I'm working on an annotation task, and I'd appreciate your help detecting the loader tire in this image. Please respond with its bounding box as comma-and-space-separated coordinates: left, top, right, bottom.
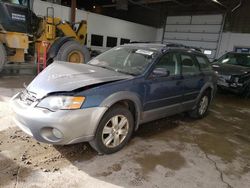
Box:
0, 42, 7, 72
55, 40, 90, 64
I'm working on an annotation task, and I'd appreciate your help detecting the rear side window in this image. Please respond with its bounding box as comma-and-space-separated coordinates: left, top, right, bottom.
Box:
196, 56, 212, 71
181, 54, 200, 75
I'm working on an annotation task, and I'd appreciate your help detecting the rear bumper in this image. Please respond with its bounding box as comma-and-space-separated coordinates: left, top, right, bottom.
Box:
11, 94, 107, 145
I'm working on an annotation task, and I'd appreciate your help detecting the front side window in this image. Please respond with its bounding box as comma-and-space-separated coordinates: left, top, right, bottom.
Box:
181, 54, 200, 75
88, 47, 157, 76
155, 53, 180, 76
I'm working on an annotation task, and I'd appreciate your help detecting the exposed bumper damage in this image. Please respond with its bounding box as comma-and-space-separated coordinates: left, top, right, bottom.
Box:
11, 91, 107, 145
217, 73, 250, 96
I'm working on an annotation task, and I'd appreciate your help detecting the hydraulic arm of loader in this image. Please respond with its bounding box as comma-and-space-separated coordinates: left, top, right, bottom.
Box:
37, 16, 87, 45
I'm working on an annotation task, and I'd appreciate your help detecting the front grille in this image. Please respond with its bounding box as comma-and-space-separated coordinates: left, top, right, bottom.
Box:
19, 90, 37, 106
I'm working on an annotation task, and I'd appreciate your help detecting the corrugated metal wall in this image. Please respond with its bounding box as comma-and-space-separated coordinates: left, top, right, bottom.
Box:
163, 15, 223, 60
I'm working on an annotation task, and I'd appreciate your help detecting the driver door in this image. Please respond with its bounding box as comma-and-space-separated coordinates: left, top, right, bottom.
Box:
142, 52, 184, 123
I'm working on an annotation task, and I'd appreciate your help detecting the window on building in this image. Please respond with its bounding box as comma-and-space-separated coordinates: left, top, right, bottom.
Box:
120, 38, 130, 45
106, 36, 117, 47
91, 34, 103, 46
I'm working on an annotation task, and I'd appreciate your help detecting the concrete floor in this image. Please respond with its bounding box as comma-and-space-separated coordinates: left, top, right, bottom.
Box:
0, 75, 250, 188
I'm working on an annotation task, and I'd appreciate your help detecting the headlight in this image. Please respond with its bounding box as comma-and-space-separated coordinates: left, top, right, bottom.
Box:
37, 96, 85, 111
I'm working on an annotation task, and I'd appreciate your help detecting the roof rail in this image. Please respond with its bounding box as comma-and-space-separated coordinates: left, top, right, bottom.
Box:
164, 42, 202, 52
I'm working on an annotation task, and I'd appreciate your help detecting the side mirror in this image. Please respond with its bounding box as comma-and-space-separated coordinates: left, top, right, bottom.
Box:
152, 68, 170, 77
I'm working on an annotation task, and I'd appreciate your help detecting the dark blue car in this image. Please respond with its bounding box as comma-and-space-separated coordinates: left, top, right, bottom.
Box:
11, 43, 217, 154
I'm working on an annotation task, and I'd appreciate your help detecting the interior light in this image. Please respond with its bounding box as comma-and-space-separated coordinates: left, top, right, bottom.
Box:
93, 5, 96, 9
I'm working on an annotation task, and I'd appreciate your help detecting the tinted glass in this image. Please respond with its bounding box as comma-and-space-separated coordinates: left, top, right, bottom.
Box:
219, 53, 250, 67
196, 56, 212, 71
155, 53, 180, 76
217, 54, 227, 64
181, 54, 200, 74
88, 47, 157, 76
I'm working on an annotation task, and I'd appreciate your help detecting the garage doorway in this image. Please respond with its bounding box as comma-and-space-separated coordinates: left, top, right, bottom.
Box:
163, 15, 224, 61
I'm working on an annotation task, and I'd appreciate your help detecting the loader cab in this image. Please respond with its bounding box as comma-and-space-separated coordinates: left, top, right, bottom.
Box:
0, 0, 36, 34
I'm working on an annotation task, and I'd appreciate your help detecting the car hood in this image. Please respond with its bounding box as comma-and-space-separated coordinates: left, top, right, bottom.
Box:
212, 63, 250, 76
27, 61, 132, 98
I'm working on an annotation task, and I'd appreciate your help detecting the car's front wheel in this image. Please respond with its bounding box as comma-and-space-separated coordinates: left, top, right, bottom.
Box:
89, 106, 134, 154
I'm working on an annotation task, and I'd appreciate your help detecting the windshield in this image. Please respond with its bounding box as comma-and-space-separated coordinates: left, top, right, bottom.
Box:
88, 47, 157, 76
219, 53, 250, 67
0, 0, 28, 6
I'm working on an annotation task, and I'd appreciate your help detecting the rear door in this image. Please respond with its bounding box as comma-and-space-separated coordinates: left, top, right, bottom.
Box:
179, 52, 205, 110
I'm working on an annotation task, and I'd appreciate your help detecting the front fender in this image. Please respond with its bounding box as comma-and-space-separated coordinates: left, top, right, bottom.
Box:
100, 91, 143, 130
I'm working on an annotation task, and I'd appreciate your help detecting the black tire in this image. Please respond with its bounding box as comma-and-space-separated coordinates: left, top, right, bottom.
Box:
189, 91, 211, 119
55, 40, 90, 64
241, 83, 250, 98
0, 42, 7, 72
89, 106, 134, 154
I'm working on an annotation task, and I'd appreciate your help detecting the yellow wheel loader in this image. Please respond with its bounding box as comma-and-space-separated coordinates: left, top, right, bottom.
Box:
0, 0, 90, 72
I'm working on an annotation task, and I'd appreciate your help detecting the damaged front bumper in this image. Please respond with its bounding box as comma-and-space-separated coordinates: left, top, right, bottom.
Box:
11, 92, 107, 145
217, 74, 250, 94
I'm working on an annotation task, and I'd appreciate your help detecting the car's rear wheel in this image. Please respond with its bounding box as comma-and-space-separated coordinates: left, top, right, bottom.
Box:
89, 106, 134, 154
241, 83, 250, 98
189, 91, 210, 119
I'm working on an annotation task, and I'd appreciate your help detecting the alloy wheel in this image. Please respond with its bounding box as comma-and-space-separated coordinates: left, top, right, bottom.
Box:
102, 115, 129, 148
199, 96, 209, 115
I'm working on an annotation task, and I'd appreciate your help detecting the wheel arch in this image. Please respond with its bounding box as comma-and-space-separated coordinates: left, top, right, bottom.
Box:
196, 82, 216, 106
100, 91, 143, 131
